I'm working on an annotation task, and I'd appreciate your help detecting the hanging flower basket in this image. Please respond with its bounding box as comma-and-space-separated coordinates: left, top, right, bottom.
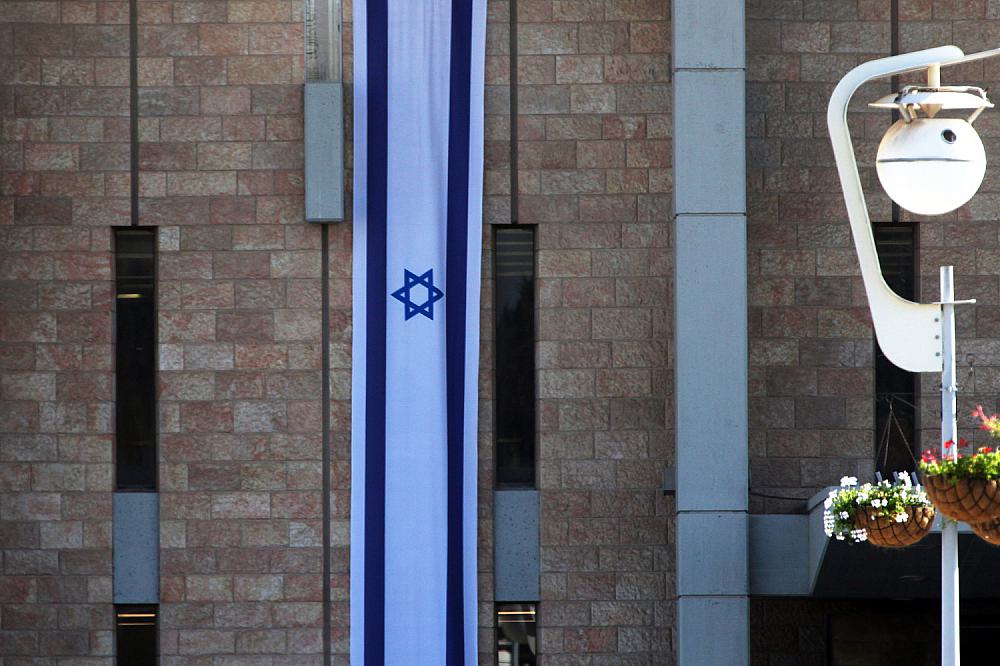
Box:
921, 475, 1000, 523
970, 517, 1000, 545
853, 505, 935, 548
918, 407, 1000, 527
824, 475, 934, 547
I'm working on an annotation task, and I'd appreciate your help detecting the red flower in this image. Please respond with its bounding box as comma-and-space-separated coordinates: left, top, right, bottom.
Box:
944, 439, 954, 448
973, 405, 992, 430
985, 447, 994, 454
960, 438, 969, 447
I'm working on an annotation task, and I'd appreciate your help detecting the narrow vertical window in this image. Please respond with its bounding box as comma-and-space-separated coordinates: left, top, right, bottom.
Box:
116, 605, 157, 665
496, 603, 536, 665
115, 228, 157, 490
873, 222, 918, 476
494, 226, 536, 487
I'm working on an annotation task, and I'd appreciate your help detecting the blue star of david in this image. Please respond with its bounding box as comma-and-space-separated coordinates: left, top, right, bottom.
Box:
391, 268, 444, 321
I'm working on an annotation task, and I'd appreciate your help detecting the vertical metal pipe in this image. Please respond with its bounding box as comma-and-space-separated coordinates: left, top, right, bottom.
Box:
305, 0, 343, 82
926, 63, 943, 117
129, 0, 138, 225
940, 265, 960, 666
321, 223, 331, 666
509, 0, 518, 224
890, 0, 901, 225
928, 63, 942, 87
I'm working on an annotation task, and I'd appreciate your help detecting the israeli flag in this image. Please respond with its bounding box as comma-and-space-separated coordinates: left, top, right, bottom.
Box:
350, 0, 486, 663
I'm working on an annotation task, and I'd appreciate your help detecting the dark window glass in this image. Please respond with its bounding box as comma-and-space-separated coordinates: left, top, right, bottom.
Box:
494, 226, 536, 487
827, 601, 1000, 663
496, 603, 536, 665
116, 605, 157, 665
115, 229, 157, 490
873, 222, 919, 477
962, 604, 1000, 659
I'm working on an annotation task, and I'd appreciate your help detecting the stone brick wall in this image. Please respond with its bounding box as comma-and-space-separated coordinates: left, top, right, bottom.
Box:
1, 0, 126, 660
2, 0, 677, 664
482, 1, 674, 662
134, 1, 333, 663
747, 1, 894, 513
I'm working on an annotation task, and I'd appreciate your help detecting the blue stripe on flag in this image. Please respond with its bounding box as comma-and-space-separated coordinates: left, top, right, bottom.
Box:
365, 0, 387, 662
446, 0, 474, 662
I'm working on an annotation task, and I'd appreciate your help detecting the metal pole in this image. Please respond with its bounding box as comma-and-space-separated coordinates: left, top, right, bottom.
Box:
940, 265, 960, 666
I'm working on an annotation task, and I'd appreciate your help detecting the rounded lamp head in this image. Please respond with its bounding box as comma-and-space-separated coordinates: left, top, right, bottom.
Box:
876, 117, 986, 216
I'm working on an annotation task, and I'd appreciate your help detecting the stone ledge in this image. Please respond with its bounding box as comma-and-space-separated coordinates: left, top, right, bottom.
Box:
749, 486, 1000, 599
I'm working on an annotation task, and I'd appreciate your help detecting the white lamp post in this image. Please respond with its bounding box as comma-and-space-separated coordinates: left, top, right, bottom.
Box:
828, 45, 1000, 666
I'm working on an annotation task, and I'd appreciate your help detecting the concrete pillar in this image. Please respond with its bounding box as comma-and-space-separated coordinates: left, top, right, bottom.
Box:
672, 1, 749, 664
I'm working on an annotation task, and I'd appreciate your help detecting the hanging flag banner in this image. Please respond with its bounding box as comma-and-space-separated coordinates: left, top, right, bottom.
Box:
350, 0, 486, 663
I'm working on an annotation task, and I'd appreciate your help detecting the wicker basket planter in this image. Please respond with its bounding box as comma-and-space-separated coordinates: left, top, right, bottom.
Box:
970, 517, 1000, 544
923, 475, 1000, 523
825, 475, 934, 545
854, 506, 935, 548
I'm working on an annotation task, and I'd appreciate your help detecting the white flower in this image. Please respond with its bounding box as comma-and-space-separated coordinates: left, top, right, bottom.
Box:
840, 476, 858, 487
895, 513, 908, 523
824, 497, 833, 509
846, 527, 868, 542
898, 473, 912, 488
840, 511, 849, 519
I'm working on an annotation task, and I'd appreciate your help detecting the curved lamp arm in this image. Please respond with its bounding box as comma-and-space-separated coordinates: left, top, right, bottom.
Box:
827, 45, 966, 373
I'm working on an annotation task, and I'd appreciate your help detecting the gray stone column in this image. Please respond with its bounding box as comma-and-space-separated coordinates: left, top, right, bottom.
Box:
672, 1, 749, 664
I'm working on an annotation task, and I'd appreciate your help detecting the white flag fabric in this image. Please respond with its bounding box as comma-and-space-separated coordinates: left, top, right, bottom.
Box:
350, 0, 486, 663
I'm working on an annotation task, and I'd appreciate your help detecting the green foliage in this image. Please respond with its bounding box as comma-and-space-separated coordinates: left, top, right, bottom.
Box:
918, 404, 1000, 481
919, 446, 1000, 480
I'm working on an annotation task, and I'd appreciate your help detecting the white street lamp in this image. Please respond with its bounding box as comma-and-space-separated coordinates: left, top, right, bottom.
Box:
874, 97, 988, 215
828, 45, 1000, 666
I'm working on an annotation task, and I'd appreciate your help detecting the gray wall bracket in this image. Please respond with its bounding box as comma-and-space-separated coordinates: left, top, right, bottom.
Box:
305, 82, 346, 222
663, 466, 676, 495
113, 492, 160, 604
494, 489, 540, 602
749, 487, 1000, 599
